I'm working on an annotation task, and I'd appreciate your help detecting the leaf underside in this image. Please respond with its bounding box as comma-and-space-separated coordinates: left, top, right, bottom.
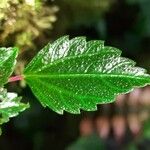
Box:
0, 47, 18, 86
24, 36, 150, 114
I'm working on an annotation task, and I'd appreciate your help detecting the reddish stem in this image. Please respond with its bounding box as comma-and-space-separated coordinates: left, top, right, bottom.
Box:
8, 75, 24, 83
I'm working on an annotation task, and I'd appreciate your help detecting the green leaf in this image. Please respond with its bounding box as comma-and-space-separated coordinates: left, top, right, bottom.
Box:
0, 47, 19, 86
67, 133, 105, 150
0, 88, 29, 134
24, 36, 150, 114
143, 119, 150, 139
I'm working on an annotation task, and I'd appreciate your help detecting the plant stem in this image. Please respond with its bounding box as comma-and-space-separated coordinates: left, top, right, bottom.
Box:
8, 75, 24, 83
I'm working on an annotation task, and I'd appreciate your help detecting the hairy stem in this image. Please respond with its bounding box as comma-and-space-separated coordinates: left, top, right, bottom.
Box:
8, 75, 24, 83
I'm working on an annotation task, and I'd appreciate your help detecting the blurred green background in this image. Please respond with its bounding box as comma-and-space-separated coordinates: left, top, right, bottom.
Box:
0, 0, 150, 150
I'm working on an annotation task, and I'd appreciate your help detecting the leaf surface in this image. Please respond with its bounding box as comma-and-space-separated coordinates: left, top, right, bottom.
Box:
0, 88, 29, 134
0, 47, 18, 86
24, 36, 150, 114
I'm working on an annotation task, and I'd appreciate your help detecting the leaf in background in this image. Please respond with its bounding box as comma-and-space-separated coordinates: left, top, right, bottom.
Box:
24, 36, 150, 114
0, 88, 29, 135
143, 119, 150, 139
67, 133, 105, 150
0, 47, 18, 86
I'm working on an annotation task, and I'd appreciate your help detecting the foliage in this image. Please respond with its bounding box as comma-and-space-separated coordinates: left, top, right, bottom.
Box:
0, 47, 18, 86
0, 35, 150, 134
0, 0, 58, 50
24, 36, 150, 114
0, 47, 28, 134
0, 88, 29, 135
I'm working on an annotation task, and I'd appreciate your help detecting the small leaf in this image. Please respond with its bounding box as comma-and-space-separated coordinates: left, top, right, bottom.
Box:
0, 47, 19, 86
24, 36, 150, 114
0, 88, 29, 134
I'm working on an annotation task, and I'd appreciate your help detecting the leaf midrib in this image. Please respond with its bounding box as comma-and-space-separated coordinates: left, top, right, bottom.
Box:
25, 73, 150, 81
